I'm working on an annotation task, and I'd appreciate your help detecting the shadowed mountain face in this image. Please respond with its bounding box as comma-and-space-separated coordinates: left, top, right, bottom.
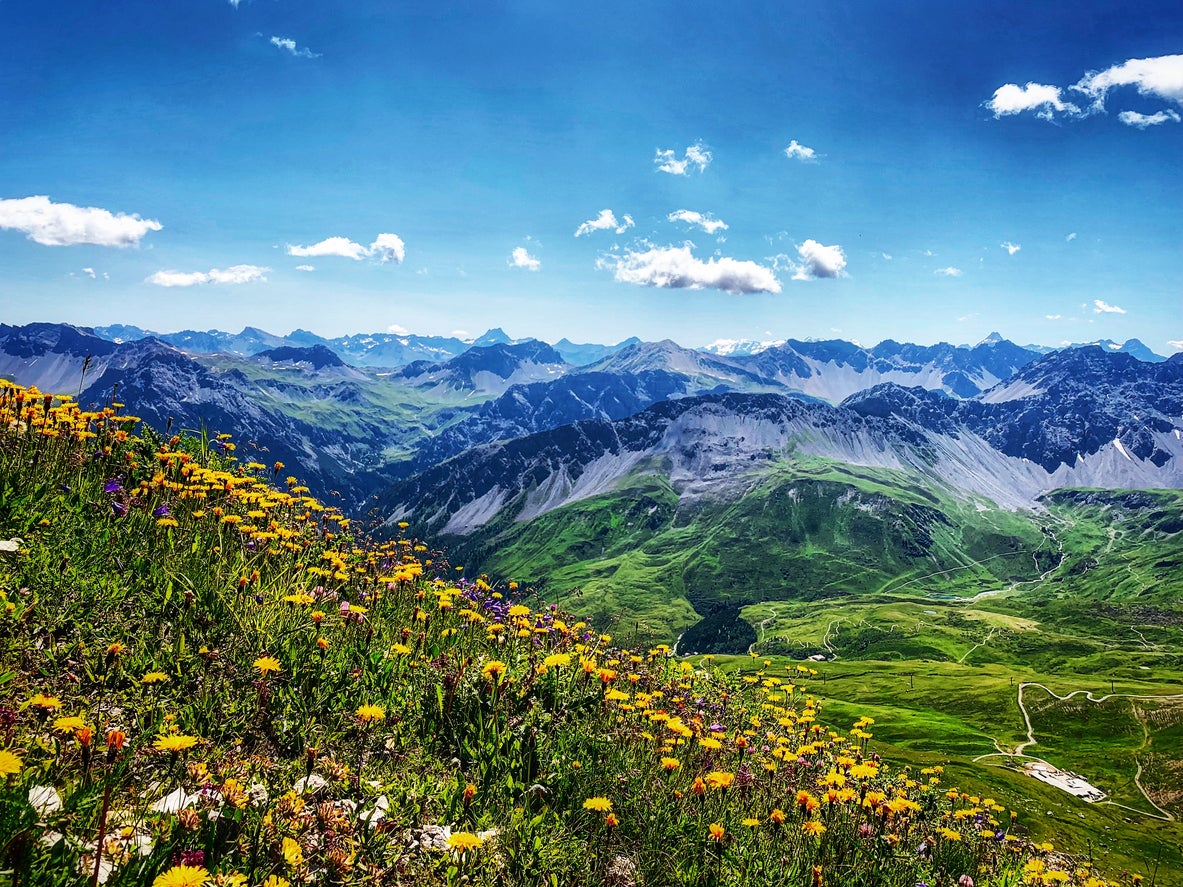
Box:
4, 324, 1180, 521
396, 341, 569, 395
843, 347, 1183, 472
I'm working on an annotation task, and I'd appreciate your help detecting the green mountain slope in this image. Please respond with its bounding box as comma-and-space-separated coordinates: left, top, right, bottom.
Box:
440, 457, 1057, 649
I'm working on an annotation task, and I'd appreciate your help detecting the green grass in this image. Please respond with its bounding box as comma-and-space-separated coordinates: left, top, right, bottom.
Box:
443, 457, 1056, 650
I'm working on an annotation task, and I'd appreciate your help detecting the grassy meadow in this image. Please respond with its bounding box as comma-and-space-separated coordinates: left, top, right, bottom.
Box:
0, 380, 1174, 886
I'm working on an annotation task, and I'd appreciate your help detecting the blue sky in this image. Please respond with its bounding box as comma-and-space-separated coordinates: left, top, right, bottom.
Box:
1, 0, 1180, 352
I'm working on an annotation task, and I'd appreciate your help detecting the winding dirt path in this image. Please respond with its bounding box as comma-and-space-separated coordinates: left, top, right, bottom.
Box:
957, 627, 996, 664
974, 682, 1183, 821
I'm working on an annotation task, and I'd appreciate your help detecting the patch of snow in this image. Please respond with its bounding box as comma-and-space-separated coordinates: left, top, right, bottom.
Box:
1113, 438, 1132, 461
979, 379, 1046, 404
1025, 762, 1105, 802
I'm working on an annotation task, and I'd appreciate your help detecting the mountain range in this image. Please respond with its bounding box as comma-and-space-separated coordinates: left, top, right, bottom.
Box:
2, 321, 1179, 645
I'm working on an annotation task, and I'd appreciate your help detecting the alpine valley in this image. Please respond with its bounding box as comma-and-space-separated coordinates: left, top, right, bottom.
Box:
3, 321, 1180, 649
5, 320, 1183, 873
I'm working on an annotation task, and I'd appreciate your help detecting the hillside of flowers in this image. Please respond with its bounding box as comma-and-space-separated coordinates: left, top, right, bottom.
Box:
0, 380, 1136, 887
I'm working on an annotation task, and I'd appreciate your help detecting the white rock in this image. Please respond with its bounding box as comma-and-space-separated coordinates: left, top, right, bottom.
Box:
293, 773, 327, 794
28, 785, 62, 816
152, 787, 197, 814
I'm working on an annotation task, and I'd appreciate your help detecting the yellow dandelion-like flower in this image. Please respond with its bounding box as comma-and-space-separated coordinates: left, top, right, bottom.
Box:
0, 749, 23, 777
356, 704, 386, 724
52, 715, 87, 734
708, 822, 726, 841
260, 877, 290, 887
281, 836, 304, 868
446, 832, 484, 852
802, 821, 826, 837
29, 693, 63, 711
253, 655, 281, 676
482, 660, 507, 681
543, 653, 571, 668
849, 762, 879, 780
154, 734, 199, 754
582, 797, 613, 813
705, 771, 735, 790
141, 671, 170, 685
660, 757, 681, 771
742, 817, 761, 829
152, 863, 210, 887
283, 593, 315, 606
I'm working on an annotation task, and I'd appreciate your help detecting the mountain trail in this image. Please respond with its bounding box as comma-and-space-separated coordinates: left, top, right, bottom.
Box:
973, 682, 1183, 821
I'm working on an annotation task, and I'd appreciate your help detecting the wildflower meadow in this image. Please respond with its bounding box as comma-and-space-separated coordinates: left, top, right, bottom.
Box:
0, 381, 1149, 886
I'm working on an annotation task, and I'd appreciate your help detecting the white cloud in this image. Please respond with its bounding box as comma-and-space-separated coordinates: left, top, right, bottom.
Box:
1118, 108, 1181, 128
667, 209, 728, 235
510, 246, 540, 271
387, 324, 410, 335
286, 234, 404, 264
369, 233, 406, 264
881, 252, 893, 260
574, 209, 634, 237
783, 140, 818, 162
1001, 241, 1021, 255
1046, 314, 1063, 320
985, 82, 1080, 120
228, 0, 242, 6
791, 240, 847, 281
295, 264, 316, 272
1066, 232, 1078, 242
989, 55, 1183, 125
288, 236, 369, 260
934, 266, 963, 277
270, 36, 320, 59
1167, 340, 1183, 351
81, 267, 96, 279
601, 244, 780, 295
1093, 299, 1126, 314
1074, 54, 1183, 110
147, 265, 269, 287
654, 142, 711, 175
0, 195, 161, 247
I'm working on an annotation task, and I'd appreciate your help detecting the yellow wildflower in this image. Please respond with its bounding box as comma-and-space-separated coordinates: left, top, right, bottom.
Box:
0, 749, 23, 777
152, 864, 210, 887
446, 832, 483, 852
154, 734, 199, 754
355, 704, 385, 725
